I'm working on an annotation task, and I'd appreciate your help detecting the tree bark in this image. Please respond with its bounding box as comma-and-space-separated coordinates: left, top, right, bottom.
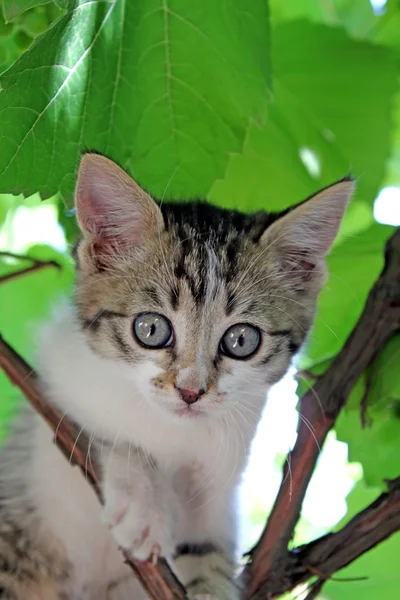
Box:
0, 228, 399, 599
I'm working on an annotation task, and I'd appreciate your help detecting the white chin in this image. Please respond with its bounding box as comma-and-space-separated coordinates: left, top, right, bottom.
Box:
173, 406, 203, 418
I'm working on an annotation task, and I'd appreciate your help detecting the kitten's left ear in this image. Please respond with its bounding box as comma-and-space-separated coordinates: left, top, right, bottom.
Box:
261, 179, 354, 279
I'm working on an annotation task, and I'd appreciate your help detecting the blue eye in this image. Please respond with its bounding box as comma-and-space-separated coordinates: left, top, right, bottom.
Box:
220, 324, 261, 359
133, 313, 173, 348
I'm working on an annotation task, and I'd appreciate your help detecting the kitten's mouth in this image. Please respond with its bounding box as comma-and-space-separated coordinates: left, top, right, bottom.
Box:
174, 406, 203, 418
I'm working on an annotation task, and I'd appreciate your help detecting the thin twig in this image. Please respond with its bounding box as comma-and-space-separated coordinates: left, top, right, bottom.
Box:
306, 565, 368, 583
0, 250, 60, 284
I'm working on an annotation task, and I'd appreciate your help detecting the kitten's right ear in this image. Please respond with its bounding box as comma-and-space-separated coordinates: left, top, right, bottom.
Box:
75, 153, 163, 269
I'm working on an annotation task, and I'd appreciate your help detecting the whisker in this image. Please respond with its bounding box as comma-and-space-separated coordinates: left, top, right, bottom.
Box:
281, 451, 293, 501
69, 421, 88, 464
296, 411, 321, 453
297, 374, 325, 418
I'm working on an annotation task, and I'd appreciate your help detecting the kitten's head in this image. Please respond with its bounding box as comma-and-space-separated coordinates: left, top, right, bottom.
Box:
73, 153, 353, 421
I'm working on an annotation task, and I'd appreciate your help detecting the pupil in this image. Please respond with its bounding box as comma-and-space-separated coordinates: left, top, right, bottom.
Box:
238, 334, 245, 347
149, 323, 156, 336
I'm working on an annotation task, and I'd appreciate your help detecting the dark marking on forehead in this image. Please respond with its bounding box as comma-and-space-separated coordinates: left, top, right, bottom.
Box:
225, 239, 237, 265
241, 300, 258, 317
226, 291, 236, 316
173, 248, 207, 304
143, 286, 161, 305
159, 200, 284, 242
190, 275, 206, 303
179, 234, 194, 253
174, 263, 185, 280
170, 285, 180, 310
83, 309, 128, 331
221, 239, 240, 282
158, 200, 290, 305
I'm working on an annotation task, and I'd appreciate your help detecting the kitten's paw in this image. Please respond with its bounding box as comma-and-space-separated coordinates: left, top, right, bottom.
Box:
102, 490, 171, 562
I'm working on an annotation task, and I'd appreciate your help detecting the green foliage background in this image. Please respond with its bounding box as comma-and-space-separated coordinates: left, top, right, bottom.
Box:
0, 1, 399, 597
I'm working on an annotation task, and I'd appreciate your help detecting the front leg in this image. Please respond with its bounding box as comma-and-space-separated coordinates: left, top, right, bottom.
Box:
100, 444, 174, 562
173, 485, 241, 600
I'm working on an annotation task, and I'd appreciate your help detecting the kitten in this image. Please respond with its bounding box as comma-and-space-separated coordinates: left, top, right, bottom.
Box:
0, 154, 353, 600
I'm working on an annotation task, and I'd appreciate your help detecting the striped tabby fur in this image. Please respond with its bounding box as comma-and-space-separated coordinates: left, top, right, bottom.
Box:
0, 154, 353, 599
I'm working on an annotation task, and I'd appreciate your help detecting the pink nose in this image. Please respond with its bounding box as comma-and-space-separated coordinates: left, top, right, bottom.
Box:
177, 387, 205, 405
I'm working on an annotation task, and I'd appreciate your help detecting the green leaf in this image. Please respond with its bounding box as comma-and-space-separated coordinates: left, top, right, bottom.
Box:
0, 242, 74, 443
0, 0, 271, 204
270, 0, 378, 39
210, 21, 398, 213
384, 90, 400, 188
2, 1, 54, 23
365, 335, 400, 412
57, 199, 79, 244
325, 480, 400, 600
336, 402, 400, 487
369, 0, 400, 54
0, 243, 74, 361
300, 223, 394, 368
272, 21, 397, 208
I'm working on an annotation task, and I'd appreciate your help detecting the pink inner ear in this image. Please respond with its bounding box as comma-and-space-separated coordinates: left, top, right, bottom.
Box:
284, 247, 316, 282
76, 156, 146, 248
297, 257, 316, 281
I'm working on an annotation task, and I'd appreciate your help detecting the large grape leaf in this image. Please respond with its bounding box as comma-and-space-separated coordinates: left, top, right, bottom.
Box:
0, 0, 270, 203
325, 480, 400, 599
208, 94, 348, 214
271, 21, 396, 209
210, 21, 397, 212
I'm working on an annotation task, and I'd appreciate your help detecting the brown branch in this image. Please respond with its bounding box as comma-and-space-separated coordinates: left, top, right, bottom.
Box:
1, 230, 400, 600
303, 579, 325, 600
0, 335, 187, 600
285, 476, 400, 592
245, 476, 400, 598
245, 228, 400, 598
0, 251, 60, 284
360, 364, 374, 428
